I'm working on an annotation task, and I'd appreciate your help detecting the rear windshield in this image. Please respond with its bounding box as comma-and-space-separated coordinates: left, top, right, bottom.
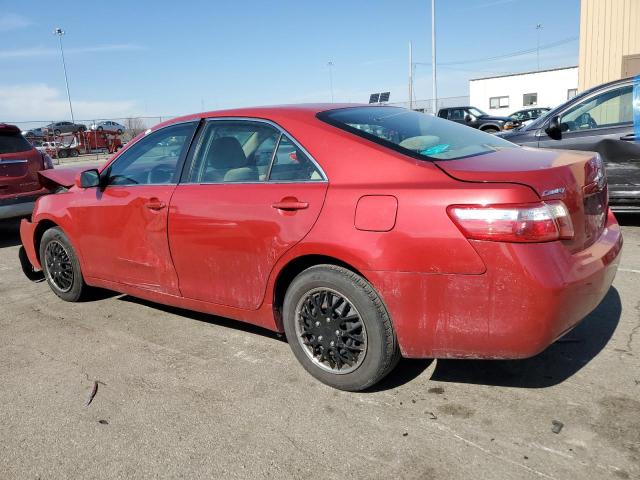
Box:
317, 106, 516, 161
0, 132, 33, 154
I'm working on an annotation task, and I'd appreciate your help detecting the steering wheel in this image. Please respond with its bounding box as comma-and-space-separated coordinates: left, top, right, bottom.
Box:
577, 113, 598, 129
147, 163, 175, 184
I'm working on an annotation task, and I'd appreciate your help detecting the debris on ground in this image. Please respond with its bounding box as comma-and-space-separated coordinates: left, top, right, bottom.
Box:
428, 387, 444, 394
426, 411, 437, 420
98, 419, 109, 425
84, 380, 106, 407
551, 420, 564, 434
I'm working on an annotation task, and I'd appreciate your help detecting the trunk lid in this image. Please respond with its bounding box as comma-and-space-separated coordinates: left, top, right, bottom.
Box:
0, 125, 43, 197
434, 147, 608, 252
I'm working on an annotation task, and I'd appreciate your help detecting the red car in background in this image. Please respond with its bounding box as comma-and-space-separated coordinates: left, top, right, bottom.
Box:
19, 105, 622, 391
0, 124, 53, 220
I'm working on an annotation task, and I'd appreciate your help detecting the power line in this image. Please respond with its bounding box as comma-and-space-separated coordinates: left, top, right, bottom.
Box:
413, 36, 577, 67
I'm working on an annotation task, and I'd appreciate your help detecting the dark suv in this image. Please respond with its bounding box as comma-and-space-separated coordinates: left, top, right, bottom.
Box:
498, 77, 639, 212
0, 124, 54, 219
437, 106, 519, 133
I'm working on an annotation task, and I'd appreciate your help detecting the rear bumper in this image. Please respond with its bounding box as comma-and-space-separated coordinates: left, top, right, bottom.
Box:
366, 210, 622, 359
0, 191, 46, 220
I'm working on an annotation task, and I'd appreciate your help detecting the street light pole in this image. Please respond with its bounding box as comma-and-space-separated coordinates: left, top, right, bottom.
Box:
327, 61, 334, 102
53, 27, 75, 124
431, 0, 437, 115
536, 24, 543, 71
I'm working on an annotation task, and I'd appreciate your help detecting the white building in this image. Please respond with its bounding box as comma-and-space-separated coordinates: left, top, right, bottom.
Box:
469, 66, 578, 115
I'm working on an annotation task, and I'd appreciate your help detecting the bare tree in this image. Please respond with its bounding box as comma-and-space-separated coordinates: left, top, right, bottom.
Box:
123, 117, 146, 141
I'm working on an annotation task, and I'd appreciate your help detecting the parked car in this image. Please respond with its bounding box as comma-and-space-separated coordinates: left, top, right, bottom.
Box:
44, 121, 87, 136
19, 105, 621, 390
0, 123, 54, 220
498, 77, 639, 212
23, 127, 46, 139
89, 121, 126, 134
437, 106, 520, 133
509, 107, 550, 126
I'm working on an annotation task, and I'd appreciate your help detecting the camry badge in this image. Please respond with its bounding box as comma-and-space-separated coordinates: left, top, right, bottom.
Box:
542, 187, 566, 197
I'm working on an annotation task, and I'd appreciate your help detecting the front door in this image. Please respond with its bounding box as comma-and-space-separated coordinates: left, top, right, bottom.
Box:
169, 119, 328, 309
537, 83, 638, 195
70, 121, 198, 293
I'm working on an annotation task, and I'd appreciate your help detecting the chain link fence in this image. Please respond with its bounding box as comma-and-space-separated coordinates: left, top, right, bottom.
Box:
387, 95, 470, 114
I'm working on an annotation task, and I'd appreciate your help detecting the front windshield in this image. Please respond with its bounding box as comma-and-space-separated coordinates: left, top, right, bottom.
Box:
468, 107, 487, 117
318, 106, 516, 161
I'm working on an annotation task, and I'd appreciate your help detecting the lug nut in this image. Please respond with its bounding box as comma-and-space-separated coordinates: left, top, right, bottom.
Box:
318, 336, 323, 341
315, 321, 320, 327
335, 330, 340, 335
330, 341, 335, 346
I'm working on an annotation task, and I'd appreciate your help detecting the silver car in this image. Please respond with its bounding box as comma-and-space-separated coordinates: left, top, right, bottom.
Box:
89, 121, 126, 134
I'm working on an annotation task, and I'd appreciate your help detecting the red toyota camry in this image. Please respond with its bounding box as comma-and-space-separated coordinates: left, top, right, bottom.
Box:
19, 105, 622, 391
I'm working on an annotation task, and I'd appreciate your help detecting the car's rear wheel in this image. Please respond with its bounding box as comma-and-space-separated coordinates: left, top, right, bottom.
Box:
97, 126, 103, 131
116, 129, 123, 135
283, 265, 399, 391
53, 129, 61, 136
69, 149, 79, 157
58, 149, 68, 158
40, 227, 86, 302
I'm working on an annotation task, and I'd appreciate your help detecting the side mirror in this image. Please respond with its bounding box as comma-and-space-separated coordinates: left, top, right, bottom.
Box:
75, 169, 101, 188
545, 115, 562, 140
464, 114, 474, 123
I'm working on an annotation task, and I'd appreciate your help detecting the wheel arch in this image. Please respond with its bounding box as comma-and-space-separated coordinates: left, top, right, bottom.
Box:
271, 254, 368, 331
33, 219, 60, 264
480, 123, 501, 131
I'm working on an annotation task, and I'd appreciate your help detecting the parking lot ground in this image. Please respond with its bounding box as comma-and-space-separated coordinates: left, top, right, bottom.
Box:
0, 217, 639, 480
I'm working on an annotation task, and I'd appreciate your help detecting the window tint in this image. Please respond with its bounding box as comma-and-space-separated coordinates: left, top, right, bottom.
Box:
560, 85, 632, 132
269, 135, 323, 181
105, 122, 196, 186
0, 132, 33, 154
318, 106, 516, 161
188, 121, 279, 183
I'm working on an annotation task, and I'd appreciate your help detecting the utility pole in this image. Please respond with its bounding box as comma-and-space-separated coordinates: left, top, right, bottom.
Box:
536, 24, 543, 70
53, 27, 75, 124
409, 42, 413, 110
327, 61, 335, 102
431, 0, 437, 115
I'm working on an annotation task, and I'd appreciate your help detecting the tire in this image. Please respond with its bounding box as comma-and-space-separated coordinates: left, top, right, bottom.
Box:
69, 149, 79, 157
482, 126, 500, 134
283, 264, 400, 391
53, 129, 61, 136
39, 227, 86, 302
116, 129, 123, 135
97, 126, 103, 131
58, 149, 68, 159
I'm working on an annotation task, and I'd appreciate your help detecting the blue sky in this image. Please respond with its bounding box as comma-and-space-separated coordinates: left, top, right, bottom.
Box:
0, 0, 580, 122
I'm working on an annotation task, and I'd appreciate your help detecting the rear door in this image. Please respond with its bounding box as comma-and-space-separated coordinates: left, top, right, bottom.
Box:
537, 82, 639, 204
168, 119, 328, 309
0, 126, 42, 196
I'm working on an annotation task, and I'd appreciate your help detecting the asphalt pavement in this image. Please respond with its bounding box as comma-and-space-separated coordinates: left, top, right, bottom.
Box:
0, 215, 638, 479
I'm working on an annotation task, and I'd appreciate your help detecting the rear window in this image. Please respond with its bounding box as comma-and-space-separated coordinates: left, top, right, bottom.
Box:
317, 106, 516, 161
0, 132, 33, 154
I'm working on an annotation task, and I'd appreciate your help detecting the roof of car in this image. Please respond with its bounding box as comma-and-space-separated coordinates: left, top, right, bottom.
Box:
157, 103, 370, 130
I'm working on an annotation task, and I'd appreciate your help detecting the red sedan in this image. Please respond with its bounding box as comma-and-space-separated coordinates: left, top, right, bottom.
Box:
19, 105, 622, 391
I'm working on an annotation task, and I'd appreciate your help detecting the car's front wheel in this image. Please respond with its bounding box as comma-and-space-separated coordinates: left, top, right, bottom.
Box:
482, 126, 500, 134
40, 227, 86, 302
283, 265, 399, 391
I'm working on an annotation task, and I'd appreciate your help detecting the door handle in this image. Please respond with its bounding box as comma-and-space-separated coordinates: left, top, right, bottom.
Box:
620, 134, 637, 141
145, 199, 166, 211
272, 200, 309, 211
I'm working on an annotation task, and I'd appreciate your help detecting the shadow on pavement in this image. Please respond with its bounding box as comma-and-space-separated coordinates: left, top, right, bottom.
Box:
119, 295, 286, 342
430, 287, 622, 388
616, 213, 640, 227
0, 218, 23, 248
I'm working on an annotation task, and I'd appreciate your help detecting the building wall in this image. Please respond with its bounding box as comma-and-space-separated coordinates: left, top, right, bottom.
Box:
578, 0, 640, 91
469, 67, 578, 115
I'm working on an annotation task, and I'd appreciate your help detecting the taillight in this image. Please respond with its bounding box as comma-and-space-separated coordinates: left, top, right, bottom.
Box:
447, 201, 574, 243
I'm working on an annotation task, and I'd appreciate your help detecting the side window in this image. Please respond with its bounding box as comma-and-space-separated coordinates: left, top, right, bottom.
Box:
437, 110, 448, 119
105, 122, 196, 186
269, 135, 323, 181
188, 121, 279, 183
560, 85, 633, 132
450, 109, 465, 120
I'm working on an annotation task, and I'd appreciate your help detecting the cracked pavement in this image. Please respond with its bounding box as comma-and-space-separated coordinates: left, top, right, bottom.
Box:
0, 216, 639, 479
